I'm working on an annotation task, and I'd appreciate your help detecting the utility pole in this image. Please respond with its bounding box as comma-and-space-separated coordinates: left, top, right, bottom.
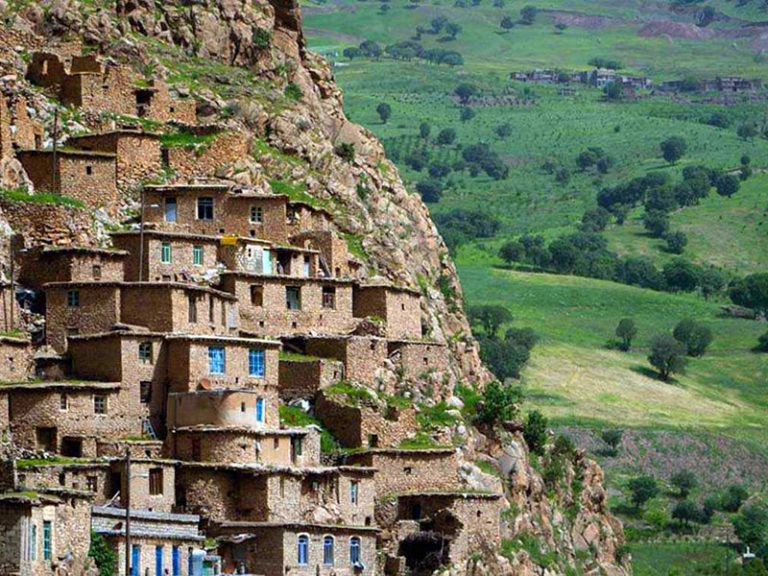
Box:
138, 187, 145, 282
51, 109, 59, 193
125, 447, 131, 576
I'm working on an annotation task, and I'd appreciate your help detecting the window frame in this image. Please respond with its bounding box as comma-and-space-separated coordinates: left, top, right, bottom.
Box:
323, 535, 335, 566
138, 341, 153, 364
161, 242, 172, 264
208, 346, 226, 375
297, 534, 310, 566
149, 467, 164, 496
349, 536, 361, 565
196, 197, 214, 221
250, 205, 263, 224
42, 520, 51, 561
255, 397, 265, 424
93, 394, 107, 415
66, 289, 80, 308
164, 197, 177, 222
192, 245, 204, 267
249, 348, 265, 377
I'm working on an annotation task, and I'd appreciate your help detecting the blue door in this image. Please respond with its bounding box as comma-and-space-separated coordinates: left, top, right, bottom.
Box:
131, 545, 141, 576
172, 546, 181, 576
155, 545, 163, 576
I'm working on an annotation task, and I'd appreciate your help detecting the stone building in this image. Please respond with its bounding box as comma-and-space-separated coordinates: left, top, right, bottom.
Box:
286, 202, 334, 237
67, 130, 162, 190
134, 79, 196, 124
18, 246, 126, 290
278, 356, 343, 401
213, 522, 378, 576
165, 131, 249, 181
17, 149, 120, 214
291, 230, 356, 279
221, 273, 355, 337
353, 283, 422, 340
291, 335, 389, 387
0, 336, 34, 382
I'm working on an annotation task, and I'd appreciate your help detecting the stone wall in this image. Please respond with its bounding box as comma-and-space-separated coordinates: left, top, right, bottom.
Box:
278, 358, 342, 400
290, 230, 352, 279
353, 286, 422, 340
19, 247, 125, 290
0, 337, 34, 383
0, 198, 95, 247
166, 131, 250, 181
44, 284, 121, 352
167, 389, 279, 431
303, 336, 388, 387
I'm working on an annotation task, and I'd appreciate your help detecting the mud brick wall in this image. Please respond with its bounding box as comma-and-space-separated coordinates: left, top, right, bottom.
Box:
0, 200, 95, 247
166, 132, 250, 181
345, 450, 460, 497
16, 463, 112, 503
167, 389, 280, 430
278, 358, 343, 401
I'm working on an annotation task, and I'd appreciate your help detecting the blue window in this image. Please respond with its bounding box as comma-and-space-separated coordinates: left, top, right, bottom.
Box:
155, 545, 163, 576
131, 545, 141, 576
350, 537, 361, 565
208, 347, 225, 375
42, 521, 51, 560
350, 481, 359, 505
297, 534, 309, 566
323, 536, 334, 566
172, 546, 181, 576
249, 348, 265, 377
165, 197, 177, 222
256, 398, 265, 424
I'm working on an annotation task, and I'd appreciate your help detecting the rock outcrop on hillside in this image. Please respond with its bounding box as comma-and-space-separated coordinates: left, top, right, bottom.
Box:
0, 0, 630, 573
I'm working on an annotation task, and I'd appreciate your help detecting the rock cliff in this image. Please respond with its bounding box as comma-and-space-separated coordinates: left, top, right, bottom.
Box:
0, 0, 630, 573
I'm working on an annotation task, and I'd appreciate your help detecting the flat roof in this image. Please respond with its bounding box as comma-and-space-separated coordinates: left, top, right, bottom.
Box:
355, 282, 421, 296
143, 183, 234, 193
165, 334, 280, 347
220, 271, 354, 285
344, 447, 456, 457
396, 491, 502, 500
93, 505, 201, 523
172, 425, 316, 436
40, 246, 128, 258
111, 230, 271, 245
177, 461, 376, 476
215, 521, 379, 533
43, 281, 238, 300
68, 330, 167, 342
67, 130, 162, 140
18, 148, 116, 159
0, 380, 120, 391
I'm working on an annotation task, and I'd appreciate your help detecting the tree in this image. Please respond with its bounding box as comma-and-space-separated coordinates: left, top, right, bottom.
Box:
343, 46, 363, 59
476, 380, 523, 425
666, 231, 688, 254
580, 207, 611, 232
460, 106, 475, 122
496, 123, 513, 139
730, 273, 768, 317
648, 334, 688, 380
722, 485, 749, 512
468, 305, 513, 338
419, 122, 431, 139
643, 210, 670, 238
737, 122, 759, 140
615, 319, 637, 351
670, 470, 698, 498
628, 475, 659, 509
520, 5, 537, 24
601, 428, 623, 455
500, 15, 515, 30
376, 102, 392, 124
428, 162, 451, 178
663, 258, 701, 292
576, 147, 604, 170
741, 154, 751, 166
715, 173, 740, 198
446, 22, 462, 39
699, 268, 727, 300
499, 239, 525, 265
416, 179, 442, 203
672, 500, 700, 527
359, 39, 382, 58
89, 531, 118, 576
660, 136, 687, 164
706, 112, 731, 128
758, 331, 768, 352
733, 502, 768, 550
430, 15, 449, 34
673, 319, 713, 357
604, 82, 624, 101
436, 128, 457, 145
480, 336, 532, 380
523, 410, 548, 455
455, 83, 477, 104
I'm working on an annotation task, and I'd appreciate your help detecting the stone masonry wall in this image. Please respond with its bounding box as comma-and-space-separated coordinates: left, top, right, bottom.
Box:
0, 199, 95, 248
278, 358, 342, 400
345, 450, 460, 497
167, 132, 250, 181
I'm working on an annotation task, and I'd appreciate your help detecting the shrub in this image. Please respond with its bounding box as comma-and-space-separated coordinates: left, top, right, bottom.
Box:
666, 231, 688, 254
284, 81, 303, 101
523, 410, 548, 455
601, 429, 623, 455
499, 239, 525, 265
628, 475, 659, 509
643, 210, 669, 238
648, 334, 688, 380
729, 273, 768, 316
416, 179, 442, 203
334, 142, 355, 162
476, 380, 523, 425
721, 485, 749, 512
89, 531, 118, 576
670, 470, 698, 498
660, 136, 687, 163
436, 128, 457, 145
673, 319, 714, 357
615, 319, 637, 351
663, 258, 701, 292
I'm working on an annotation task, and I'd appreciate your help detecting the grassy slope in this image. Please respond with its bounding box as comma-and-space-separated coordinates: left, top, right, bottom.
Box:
630, 542, 732, 576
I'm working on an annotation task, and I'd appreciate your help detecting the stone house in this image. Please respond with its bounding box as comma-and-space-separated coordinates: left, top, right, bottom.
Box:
15, 460, 113, 504
0, 94, 43, 158
66, 130, 162, 190
170, 425, 321, 468
142, 184, 291, 243
44, 281, 238, 352
0, 490, 92, 576
0, 336, 34, 383
392, 492, 502, 568
25, 52, 68, 89
18, 246, 126, 290
176, 463, 376, 526
291, 230, 356, 279
286, 202, 334, 237
91, 505, 205, 576
291, 335, 389, 387
315, 390, 418, 449
134, 79, 196, 124
387, 340, 451, 396
59, 61, 137, 117
165, 131, 249, 182
213, 522, 378, 576
17, 149, 120, 214
353, 284, 422, 340
167, 389, 280, 432
220, 272, 355, 337
278, 356, 343, 401
3, 380, 141, 457
344, 448, 460, 497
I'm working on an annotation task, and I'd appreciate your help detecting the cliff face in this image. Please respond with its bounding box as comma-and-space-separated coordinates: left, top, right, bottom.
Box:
1, 0, 629, 573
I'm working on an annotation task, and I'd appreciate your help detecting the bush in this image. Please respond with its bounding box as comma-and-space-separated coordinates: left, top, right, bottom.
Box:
729, 273, 768, 316
715, 173, 740, 198
580, 207, 611, 232
436, 128, 457, 145
615, 318, 637, 351
89, 531, 118, 576
499, 239, 525, 265
670, 470, 698, 498
523, 410, 548, 455
334, 142, 355, 162
757, 331, 768, 352
663, 258, 701, 292
648, 333, 688, 380
601, 428, 623, 455
660, 136, 687, 163
476, 380, 523, 425
666, 231, 688, 254
721, 485, 749, 512
416, 179, 442, 203
643, 210, 670, 238
284, 81, 303, 101
733, 502, 768, 549
628, 475, 659, 509
673, 319, 714, 357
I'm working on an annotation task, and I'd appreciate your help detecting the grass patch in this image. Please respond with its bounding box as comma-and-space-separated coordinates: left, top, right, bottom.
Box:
0, 188, 84, 209
279, 351, 323, 362
278, 405, 340, 453
630, 542, 733, 576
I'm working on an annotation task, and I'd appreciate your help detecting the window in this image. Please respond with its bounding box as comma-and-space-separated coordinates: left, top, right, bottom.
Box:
297, 535, 309, 566
350, 480, 359, 505
249, 349, 265, 377
291, 436, 303, 459
149, 468, 163, 495
29, 523, 37, 561
250, 286, 264, 307
67, 289, 80, 308
208, 295, 215, 324
286, 286, 301, 310
155, 545, 163, 576
250, 205, 263, 223
161, 242, 172, 264
131, 544, 141, 576
192, 245, 204, 266
42, 520, 51, 561
164, 197, 177, 222
92, 264, 102, 280
85, 165, 93, 176
139, 342, 153, 364
188, 296, 197, 323
59, 393, 68, 411
140, 381, 152, 404
196, 197, 214, 221
323, 536, 334, 566
350, 537, 361, 565
94, 395, 107, 415
322, 286, 336, 309
256, 398, 265, 424
208, 346, 225, 375
172, 546, 181, 576
87, 476, 98, 492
